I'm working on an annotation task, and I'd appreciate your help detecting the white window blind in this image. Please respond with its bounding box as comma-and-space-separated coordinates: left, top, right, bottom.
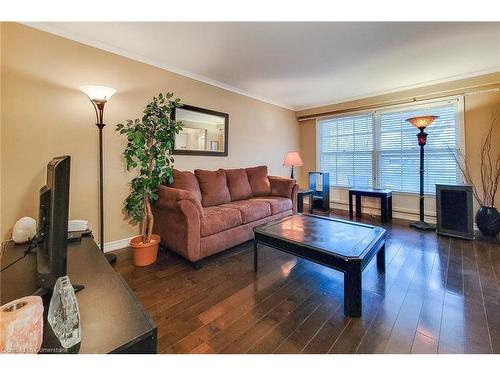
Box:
318, 100, 461, 195
318, 114, 374, 188
378, 102, 460, 194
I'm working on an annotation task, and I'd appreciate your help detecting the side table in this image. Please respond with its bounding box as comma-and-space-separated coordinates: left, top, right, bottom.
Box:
297, 189, 314, 214
348, 188, 393, 223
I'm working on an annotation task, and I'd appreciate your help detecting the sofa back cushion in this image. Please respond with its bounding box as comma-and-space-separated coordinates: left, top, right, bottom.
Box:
225, 168, 253, 201
194, 169, 231, 207
245, 166, 271, 197
169, 169, 202, 202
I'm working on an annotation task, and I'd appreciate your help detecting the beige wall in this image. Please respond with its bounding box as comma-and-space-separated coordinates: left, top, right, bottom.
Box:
296, 74, 500, 221
2, 22, 498, 242
0, 23, 3, 240
0, 23, 299, 243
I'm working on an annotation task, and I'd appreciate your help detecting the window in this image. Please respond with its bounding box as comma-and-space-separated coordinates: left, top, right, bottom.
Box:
318, 99, 461, 195
318, 113, 374, 188
378, 103, 460, 194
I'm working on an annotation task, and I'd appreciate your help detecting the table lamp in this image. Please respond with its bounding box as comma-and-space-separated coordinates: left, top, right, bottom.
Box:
283, 151, 304, 179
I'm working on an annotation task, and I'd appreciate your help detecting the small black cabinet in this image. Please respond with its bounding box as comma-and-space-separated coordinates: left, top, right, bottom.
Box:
309, 172, 330, 211
436, 184, 474, 240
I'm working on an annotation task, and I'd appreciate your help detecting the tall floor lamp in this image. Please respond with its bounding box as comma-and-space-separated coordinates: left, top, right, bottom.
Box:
405, 115, 439, 231
80, 85, 117, 264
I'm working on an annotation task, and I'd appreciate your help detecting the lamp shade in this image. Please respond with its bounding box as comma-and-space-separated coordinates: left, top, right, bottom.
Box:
405, 116, 439, 129
283, 151, 304, 167
79, 86, 117, 102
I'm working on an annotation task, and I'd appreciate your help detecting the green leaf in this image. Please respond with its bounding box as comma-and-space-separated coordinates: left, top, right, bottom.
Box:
115, 91, 184, 224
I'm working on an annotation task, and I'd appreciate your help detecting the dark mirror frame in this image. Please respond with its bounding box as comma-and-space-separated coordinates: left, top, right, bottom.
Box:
171, 104, 229, 157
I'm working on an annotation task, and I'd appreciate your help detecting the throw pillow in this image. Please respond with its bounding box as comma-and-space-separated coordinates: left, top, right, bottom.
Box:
225, 168, 253, 201
245, 166, 271, 197
194, 169, 231, 207
169, 169, 202, 202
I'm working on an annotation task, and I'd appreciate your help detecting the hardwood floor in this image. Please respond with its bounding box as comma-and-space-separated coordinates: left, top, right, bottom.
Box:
113, 210, 500, 354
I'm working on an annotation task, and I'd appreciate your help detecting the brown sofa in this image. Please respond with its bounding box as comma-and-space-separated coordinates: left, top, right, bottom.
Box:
152, 166, 298, 267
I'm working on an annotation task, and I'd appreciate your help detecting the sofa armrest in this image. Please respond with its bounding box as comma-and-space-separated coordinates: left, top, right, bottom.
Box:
268, 176, 299, 213
268, 176, 296, 198
153, 185, 202, 262
156, 185, 203, 217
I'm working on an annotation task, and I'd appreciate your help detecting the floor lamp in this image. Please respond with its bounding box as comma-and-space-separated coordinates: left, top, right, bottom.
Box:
80, 85, 117, 264
405, 115, 439, 231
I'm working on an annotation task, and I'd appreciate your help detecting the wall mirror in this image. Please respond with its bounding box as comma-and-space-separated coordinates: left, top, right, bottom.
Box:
172, 105, 229, 156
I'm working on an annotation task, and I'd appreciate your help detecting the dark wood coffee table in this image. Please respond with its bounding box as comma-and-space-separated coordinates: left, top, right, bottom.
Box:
253, 214, 387, 317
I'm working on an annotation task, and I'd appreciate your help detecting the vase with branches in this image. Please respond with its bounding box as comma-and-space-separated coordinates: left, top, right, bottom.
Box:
116, 92, 183, 265
452, 107, 500, 237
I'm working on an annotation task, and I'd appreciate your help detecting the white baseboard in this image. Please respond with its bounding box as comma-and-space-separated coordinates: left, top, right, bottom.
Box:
328, 199, 437, 224
99, 237, 134, 253
98, 211, 479, 253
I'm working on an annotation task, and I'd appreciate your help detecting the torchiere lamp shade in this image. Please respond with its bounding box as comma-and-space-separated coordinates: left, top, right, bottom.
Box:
79, 86, 117, 103
406, 116, 439, 129
80, 86, 117, 126
406, 115, 439, 146
283, 151, 304, 167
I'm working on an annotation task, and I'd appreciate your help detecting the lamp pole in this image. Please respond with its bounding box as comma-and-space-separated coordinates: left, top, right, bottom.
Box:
80, 86, 117, 264
406, 116, 438, 231
417, 128, 427, 223
97, 122, 107, 262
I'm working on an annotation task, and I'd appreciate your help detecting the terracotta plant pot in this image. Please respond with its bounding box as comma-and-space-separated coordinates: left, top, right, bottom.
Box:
130, 234, 160, 267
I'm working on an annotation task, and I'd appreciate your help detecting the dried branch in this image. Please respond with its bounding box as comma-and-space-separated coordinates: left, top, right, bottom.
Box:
452, 105, 499, 208
450, 146, 484, 206
482, 109, 500, 207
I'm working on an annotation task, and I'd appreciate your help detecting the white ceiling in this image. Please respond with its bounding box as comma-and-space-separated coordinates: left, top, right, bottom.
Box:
27, 22, 500, 110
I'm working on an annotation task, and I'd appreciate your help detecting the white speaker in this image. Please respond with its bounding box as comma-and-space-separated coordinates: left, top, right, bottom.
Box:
12, 217, 37, 244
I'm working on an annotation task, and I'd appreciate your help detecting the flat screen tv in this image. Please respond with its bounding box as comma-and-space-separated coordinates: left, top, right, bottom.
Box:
36, 156, 82, 294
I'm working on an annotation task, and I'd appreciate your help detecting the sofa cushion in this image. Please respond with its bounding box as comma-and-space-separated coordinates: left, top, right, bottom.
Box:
253, 196, 292, 215
221, 199, 271, 224
194, 169, 231, 207
169, 169, 202, 202
226, 168, 253, 201
245, 166, 271, 197
201, 206, 242, 237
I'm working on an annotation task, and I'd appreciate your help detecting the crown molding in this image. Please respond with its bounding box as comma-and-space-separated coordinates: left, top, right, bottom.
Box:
21, 23, 500, 113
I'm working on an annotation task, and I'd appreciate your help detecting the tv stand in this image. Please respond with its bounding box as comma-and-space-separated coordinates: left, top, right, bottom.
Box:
1, 235, 156, 353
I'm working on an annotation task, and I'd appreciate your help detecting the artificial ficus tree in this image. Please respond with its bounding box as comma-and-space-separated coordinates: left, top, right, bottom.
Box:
116, 92, 183, 244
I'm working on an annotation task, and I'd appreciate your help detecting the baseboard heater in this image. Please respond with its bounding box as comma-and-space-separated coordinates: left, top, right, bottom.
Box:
436, 184, 474, 240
